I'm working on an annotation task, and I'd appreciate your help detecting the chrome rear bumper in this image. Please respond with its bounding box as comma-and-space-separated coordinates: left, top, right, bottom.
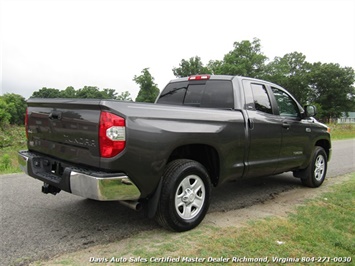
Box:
70, 171, 141, 201
18, 150, 141, 201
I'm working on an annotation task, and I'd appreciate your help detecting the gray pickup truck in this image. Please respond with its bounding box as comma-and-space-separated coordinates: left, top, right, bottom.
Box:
18, 74, 331, 231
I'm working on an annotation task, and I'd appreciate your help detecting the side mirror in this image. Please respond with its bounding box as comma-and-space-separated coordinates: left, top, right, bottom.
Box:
304, 105, 317, 117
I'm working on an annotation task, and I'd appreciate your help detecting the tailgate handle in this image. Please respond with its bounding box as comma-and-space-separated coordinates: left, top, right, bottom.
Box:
49, 111, 62, 120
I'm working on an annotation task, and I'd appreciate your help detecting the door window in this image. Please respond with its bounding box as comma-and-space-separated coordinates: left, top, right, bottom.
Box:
271, 87, 300, 118
250, 83, 273, 114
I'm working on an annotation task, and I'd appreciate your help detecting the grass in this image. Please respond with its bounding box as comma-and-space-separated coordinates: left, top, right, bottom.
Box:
30, 173, 355, 266
0, 125, 26, 174
328, 123, 355, 140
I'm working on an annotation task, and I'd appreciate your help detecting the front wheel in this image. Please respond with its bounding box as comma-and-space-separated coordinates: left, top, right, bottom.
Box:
301, 146, 328, 188
154, 159, 211, 232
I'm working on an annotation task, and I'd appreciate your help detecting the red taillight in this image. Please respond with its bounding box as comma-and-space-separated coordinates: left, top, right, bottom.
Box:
25, 108, 28, 139
99, 111, 126, 158
188, 74, 211, 81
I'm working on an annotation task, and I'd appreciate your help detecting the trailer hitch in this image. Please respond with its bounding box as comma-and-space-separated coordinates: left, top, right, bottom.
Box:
42, 183, 61, 195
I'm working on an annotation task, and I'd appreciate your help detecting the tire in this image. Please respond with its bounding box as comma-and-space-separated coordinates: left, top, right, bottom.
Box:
154, 159, 211, 232
301, 146, 328, 188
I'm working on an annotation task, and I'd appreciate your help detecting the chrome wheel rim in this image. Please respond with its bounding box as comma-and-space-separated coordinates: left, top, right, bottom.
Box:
314, 154, 325, 181
175, 175, 205, 220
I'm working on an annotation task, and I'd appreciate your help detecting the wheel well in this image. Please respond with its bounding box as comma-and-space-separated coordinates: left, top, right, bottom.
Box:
167, 144, 220, 186
315, 139, 331, 160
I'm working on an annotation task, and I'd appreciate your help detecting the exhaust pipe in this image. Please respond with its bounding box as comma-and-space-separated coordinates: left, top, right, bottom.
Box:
119, 200, 142, 211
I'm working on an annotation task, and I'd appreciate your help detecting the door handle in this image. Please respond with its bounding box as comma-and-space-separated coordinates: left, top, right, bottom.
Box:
282, 122, 290, 130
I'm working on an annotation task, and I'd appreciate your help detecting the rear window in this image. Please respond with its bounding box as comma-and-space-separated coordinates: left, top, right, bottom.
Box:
157, 80, 234, 109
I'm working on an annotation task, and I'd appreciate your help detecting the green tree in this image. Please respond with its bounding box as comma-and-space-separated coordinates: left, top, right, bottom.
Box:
172, 56, 212, 78
117, 91, 133, 101
208, 38, 267, 77
0, 98, 10, 128
32, 86, 120, 99
1, 93, 27, 125
76, 86, 105, 98
134, 68, 160, 103
102, 88, 118, 99
60, 86, 76, 98
309, 63, 355, 122
262, 52, 312, 104
31, 87, 61, 98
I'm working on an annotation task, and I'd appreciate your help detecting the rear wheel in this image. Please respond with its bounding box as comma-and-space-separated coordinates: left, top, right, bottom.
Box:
155, 159, 211, 232
300, 146, 328, 188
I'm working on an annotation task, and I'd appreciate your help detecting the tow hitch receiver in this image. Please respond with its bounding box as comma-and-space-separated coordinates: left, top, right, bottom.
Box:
42, 183, 61, 195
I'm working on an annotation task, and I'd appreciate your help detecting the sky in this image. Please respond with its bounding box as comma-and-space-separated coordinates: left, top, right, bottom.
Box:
1, 0, 355, 100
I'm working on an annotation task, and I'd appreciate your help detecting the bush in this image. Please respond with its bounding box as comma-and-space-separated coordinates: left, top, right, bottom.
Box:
0, 126, 26, 148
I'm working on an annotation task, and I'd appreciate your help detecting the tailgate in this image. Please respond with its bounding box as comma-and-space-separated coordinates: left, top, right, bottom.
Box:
27, 99, 102, 168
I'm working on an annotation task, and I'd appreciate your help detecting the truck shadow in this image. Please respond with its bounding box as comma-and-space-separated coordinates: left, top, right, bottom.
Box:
210, 172, 302, 212
71, 172, 302, 225
67, 172, 302, 229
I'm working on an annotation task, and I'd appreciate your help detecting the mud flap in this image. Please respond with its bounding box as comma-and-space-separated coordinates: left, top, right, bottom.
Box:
146, 177, 163, 219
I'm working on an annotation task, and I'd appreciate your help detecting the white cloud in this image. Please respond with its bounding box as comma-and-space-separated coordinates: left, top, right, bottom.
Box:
1, 0, 354, 99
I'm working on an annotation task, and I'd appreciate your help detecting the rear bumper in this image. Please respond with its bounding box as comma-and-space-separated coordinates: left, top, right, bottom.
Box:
18, 150, 141, 201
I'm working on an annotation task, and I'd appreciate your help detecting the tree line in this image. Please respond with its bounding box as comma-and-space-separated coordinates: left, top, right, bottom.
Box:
30, 86, 133, 101
0, 87, 134, 128
1, 38, 354, 128
0, 69, 157, 128
172, 38, 355, 122
26, 68, 160, 102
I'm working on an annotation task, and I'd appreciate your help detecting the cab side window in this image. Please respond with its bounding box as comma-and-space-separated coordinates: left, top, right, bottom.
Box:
272, 87, 300, 118
184, 80, 234, 108
250, 83, 273, 114
201, 80, 234, 109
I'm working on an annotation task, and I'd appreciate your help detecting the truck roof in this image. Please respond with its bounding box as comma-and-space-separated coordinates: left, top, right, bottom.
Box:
169, 75, 281, 88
